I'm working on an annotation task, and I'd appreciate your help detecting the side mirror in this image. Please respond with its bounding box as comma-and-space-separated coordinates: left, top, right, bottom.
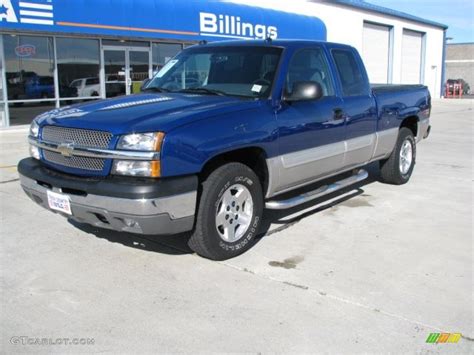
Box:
140, 78, 151, 92
284, 81, 323, 102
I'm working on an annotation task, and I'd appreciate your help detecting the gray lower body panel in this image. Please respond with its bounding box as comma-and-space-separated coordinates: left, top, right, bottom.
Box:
266, 128, 399, 198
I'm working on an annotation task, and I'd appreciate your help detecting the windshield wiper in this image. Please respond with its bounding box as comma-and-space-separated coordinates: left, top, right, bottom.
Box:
177, 87, 227, 96
142, 86, 171, 93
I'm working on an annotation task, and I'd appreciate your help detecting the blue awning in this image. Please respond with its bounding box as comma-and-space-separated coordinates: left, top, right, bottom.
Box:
1, 0, 327, 41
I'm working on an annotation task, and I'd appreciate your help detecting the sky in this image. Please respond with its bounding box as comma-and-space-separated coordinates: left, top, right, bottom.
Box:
368, 0, 474, 43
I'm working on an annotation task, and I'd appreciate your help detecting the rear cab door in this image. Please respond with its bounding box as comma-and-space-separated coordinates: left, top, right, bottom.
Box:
327, 45, 378, 168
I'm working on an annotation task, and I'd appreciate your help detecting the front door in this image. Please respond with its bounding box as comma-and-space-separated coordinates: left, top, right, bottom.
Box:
103, 47, 150, 97
273, 47, 345, 195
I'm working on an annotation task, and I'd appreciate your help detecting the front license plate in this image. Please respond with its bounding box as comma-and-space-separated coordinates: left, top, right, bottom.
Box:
47, 190, 72, 215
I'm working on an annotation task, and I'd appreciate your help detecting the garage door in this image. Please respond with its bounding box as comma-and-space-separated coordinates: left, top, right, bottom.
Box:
362, 23, 391, 83
401, 30, 424, 84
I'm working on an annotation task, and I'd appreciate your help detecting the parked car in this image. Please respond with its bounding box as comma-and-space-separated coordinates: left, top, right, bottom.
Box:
6, 71, 38, 100
69, 75, 126, 98
19, 40, 431, 260
25, 76, 55, 99
69, 77, 100, 97
12, 74, 77, 100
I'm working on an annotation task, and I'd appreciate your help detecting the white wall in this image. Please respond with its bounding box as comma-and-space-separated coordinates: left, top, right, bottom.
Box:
232, 0, 445, 97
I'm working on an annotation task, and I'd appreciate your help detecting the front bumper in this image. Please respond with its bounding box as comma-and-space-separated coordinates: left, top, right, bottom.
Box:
18, 158, 197, 235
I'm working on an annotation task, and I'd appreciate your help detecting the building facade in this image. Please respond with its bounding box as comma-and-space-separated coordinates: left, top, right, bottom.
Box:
0, 0, 447, 128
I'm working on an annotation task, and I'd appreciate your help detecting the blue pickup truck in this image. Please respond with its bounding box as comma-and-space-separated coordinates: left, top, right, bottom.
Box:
19, 40, 431, 260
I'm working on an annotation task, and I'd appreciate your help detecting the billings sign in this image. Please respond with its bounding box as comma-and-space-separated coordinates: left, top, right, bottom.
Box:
200, 12, 278, 40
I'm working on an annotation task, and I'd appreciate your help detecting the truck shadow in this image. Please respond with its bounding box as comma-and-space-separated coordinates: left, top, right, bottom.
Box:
69, 163, 380, 256
69, 219, 193, 255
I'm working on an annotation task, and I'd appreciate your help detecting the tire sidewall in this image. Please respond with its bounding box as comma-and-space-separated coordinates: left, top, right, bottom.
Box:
201, 166, 263, 258
397, 129, 416, 182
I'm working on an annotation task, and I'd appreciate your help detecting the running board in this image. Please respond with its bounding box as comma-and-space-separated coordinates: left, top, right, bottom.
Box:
265, 169, 369, 210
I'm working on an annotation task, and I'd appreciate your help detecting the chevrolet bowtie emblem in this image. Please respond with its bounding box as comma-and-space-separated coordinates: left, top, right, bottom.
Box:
58, 142, 75, 157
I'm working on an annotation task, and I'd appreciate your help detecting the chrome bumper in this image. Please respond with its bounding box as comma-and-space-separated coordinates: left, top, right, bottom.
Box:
19, 173, 196, 235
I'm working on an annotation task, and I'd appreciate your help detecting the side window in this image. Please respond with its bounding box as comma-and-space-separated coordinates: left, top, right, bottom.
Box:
286, 47, 334, 97
332, 49, 368, 96
85, 78, 99, 85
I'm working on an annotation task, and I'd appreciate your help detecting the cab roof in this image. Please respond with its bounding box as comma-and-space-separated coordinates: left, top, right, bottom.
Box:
190, 39, 353, 51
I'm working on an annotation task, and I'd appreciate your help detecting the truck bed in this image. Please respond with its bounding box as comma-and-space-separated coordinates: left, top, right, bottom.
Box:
371, 83, 430, 133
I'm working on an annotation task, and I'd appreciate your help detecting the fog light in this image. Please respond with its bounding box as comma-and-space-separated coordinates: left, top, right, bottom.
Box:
112, 160, 160, 177
29, 144, 40, 160
123, 218, 137, 227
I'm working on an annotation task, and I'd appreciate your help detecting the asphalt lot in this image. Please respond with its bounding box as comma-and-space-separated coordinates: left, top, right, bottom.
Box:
0, 99, 472, 353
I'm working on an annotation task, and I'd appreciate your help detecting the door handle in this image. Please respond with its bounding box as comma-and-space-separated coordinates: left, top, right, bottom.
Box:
333, 108, 345, 120
324, 108, 346, 125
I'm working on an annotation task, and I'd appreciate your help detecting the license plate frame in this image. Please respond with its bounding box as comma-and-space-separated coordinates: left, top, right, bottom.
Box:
47, 190, 72, 215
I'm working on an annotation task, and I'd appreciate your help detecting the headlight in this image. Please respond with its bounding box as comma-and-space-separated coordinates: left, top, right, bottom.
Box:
30, 120, 39, 138
112, 160, 160, 177
117, 132, 164, 151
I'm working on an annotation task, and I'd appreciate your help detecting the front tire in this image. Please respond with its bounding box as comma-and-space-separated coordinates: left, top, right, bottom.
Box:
188, 162, 263, 260
379, 127, 416, 185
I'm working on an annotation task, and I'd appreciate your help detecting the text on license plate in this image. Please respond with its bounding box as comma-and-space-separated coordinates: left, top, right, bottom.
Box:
47, 190, 72, 215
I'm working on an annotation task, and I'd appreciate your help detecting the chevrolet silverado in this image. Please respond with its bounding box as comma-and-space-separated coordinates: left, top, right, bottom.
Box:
19, 40, 431, 260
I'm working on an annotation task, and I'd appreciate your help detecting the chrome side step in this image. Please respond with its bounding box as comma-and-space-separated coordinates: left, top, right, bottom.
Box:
265, 169, 369, 210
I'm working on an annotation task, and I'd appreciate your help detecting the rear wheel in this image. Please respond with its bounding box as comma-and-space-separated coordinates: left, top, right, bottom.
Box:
188, 162, 263, 260
379, 127, 416, 185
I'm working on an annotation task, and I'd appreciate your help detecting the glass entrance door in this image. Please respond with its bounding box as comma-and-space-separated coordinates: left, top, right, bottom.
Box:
103, 47, 150, 97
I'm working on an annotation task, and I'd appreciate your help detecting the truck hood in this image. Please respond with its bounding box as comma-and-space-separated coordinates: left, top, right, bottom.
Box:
36, 93, 262, 134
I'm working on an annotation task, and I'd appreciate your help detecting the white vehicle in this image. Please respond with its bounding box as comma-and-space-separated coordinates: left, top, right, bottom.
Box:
69, 77, 100, 97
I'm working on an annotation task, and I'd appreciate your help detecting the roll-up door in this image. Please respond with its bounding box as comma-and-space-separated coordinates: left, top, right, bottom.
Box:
362, 22, 391, 83
401, 29, 424, 84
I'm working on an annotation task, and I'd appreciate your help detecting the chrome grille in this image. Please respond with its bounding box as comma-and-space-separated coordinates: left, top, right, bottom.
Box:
42, 126, 112, 148
43, 150, 105, 171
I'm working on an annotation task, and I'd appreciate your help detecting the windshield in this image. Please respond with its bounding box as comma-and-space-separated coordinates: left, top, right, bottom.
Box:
145, 46, 282, 98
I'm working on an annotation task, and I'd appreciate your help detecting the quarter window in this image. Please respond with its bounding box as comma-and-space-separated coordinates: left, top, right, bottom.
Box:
332, 49, 368, 96
286, 48, 334, 97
